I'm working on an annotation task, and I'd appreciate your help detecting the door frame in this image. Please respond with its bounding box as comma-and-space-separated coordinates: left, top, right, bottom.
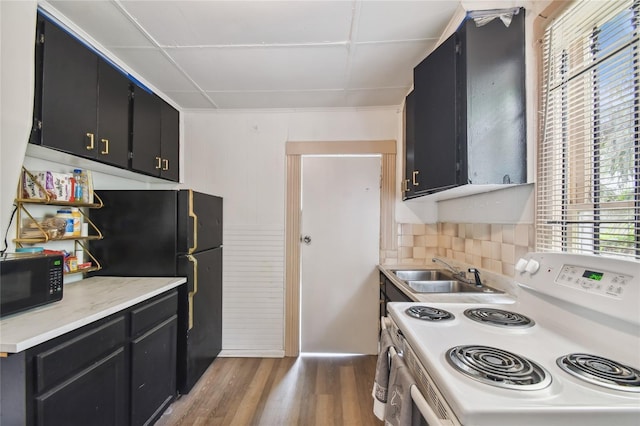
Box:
284, 140, 396, 356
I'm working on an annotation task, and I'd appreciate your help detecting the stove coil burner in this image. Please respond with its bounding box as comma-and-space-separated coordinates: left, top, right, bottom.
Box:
464, 308, 534, 328
405, 306, 454, 321
557, 353, 640, 393
447, 345, 551, 390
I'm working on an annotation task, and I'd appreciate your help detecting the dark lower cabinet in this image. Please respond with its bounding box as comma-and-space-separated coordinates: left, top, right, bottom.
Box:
36, 348, 127, 426
130, 292, 178, 426
0, 288, 180, 426
380, 273, 412, 318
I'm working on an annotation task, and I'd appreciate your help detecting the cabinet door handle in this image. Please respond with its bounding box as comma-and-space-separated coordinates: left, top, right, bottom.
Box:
162, 159, 169, 171
100, 139, 109, 155
403, 179, 409, 192
86, 133, 95, 150
412, 171, 419, 186
155, 156, 162, 169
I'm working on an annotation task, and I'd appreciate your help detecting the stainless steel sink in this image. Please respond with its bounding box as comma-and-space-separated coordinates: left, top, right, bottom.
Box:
390, 268, 501, 294
406, 280, 483, 293
391, 269, 453, 281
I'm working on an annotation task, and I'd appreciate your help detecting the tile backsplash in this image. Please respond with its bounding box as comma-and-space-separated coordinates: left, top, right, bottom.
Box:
381, 222, 535, 278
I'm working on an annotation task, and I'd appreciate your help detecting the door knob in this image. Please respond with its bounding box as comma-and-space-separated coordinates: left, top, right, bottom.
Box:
302, 235, 311, 245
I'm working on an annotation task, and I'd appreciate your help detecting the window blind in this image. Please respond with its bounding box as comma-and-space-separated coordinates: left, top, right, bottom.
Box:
538, 0, 640, 260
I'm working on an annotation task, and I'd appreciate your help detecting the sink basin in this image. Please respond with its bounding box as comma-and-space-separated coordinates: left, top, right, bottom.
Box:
391, 269, 453, 281
389, 268, 501, 294
406, 280, 483, 293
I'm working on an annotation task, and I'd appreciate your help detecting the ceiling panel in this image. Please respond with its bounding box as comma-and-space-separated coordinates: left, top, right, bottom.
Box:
348, 40, 436, 88
162, 91, 216, 109
207, 90, 349, 109
40, 0, 465, 109
168, 45, 349, 91
119, 0, 355, 46
356, 1, 461, 42
47, 0, 154, 48
346, 88, 411, 107
109, 47, 199, 92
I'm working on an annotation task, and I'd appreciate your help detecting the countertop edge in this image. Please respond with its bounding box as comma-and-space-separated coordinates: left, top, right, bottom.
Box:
1, 276, 187, 353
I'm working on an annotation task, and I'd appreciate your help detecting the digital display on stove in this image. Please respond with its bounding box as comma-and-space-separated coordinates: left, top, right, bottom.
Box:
582, 270, 604, 281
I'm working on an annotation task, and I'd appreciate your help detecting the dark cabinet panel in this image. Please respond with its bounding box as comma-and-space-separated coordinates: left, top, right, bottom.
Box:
131, 316, 177, 426
35, 348, 127, 426
458, 12, 527, 186
404, 9, 526, 198
131, 87, 162, 176
0, 289, 181, 426
38, 15, 98, 158
412, 33, 458, 196
96, 59, 131, 168
31, 12, 180, 181
402, 91, 416, 200
379, 273, 412, 318
131, 87, 180, 181
35, 317, 126, 393
161, 101, 180, 182
34, 15, 130, 169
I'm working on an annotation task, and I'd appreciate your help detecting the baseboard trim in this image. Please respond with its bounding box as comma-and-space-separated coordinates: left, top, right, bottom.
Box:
218, 349, 286, 358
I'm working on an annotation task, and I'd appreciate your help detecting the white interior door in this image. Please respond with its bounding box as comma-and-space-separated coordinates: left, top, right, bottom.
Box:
301, 156, 381, 354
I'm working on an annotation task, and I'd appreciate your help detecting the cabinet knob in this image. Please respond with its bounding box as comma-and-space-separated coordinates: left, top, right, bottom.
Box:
86, 133, 95, 150
100, 139, 109, 155
155, 157, 162, 169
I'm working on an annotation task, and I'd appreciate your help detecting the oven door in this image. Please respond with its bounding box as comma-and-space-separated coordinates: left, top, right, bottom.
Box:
382, 316, 461, 426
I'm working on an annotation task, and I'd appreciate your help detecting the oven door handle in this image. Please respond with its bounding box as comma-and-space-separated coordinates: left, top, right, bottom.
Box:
410, 385, 452, 426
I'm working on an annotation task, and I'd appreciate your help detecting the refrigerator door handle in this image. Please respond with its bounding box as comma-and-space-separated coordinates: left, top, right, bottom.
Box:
187, 254, 198, 330
188, 190, 198, 254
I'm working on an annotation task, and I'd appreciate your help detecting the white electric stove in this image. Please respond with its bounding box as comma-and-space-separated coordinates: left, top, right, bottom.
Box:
386, 252, 640, 425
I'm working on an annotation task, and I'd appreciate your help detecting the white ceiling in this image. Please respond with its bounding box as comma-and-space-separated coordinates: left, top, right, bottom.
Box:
43, 0, 467, 110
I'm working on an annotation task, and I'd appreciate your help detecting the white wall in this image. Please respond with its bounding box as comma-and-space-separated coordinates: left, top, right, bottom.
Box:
0, 1, 37, 249
185, 108, 399, 355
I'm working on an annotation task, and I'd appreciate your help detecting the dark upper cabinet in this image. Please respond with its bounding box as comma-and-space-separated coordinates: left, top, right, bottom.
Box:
33, 15, 129, 169
405, 9, 526, 198
131, 86, 180, 181
409, 33, 458, 198
458, 10, 526, 187
402, 91, 416, 199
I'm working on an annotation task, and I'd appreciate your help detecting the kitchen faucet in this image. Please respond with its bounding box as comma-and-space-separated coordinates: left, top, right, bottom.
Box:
431, 258, 483, 287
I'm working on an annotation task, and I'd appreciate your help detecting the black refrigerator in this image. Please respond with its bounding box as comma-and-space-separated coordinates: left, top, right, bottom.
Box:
89, 189, 222, 394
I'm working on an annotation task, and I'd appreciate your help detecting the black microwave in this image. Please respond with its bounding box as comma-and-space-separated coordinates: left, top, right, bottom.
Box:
0, 253, 64, 318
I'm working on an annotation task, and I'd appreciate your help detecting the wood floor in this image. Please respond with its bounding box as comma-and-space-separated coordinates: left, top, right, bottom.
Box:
155, 355, 383, 426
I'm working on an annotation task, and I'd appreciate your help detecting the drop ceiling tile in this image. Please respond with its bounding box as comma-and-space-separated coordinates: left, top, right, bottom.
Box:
168, 45, 349, 91
164, 91, 217, 109
119, 0, 354, 46
207, 90, 348, 109
109, 47, 199, 92
356, 0, 461, 42
46, 0, 154, 48
346, 88, 409, 107
348, 40, 436, 88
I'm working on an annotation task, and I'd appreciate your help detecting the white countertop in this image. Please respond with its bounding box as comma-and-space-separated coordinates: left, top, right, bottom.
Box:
0, 276, 186, 353
378, 265, 517, 304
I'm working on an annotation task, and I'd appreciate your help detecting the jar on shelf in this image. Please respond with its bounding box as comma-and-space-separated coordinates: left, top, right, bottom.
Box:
56, 209, 74, 237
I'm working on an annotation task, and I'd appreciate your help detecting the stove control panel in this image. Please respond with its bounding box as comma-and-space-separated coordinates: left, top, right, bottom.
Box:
556, 264, 633, 298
